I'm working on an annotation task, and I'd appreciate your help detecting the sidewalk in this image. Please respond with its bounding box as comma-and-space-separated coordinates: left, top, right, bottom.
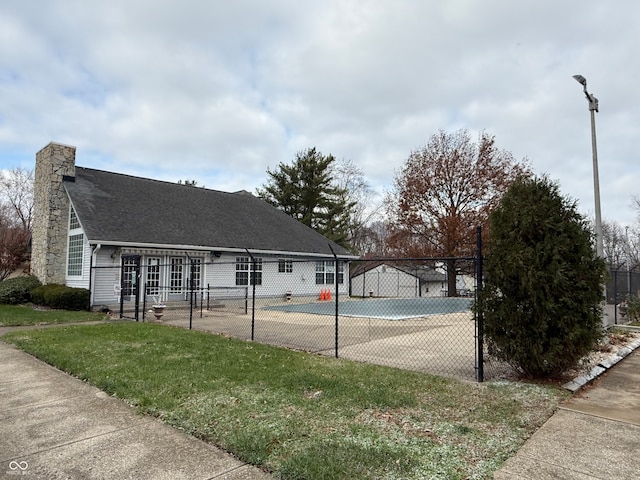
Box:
0, 338, 272, 480
494, 348, 640, 479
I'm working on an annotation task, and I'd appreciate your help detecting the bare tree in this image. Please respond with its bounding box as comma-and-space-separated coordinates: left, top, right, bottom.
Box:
388, 129, 530, 296
602, 220, 628, 267
0, 167, 34, 230
0, 215, 29, 281
629, 227, 640, 267
332, 159, 384, 255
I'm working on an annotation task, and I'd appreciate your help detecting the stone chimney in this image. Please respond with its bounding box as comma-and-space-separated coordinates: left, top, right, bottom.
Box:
31, 142, 76, 284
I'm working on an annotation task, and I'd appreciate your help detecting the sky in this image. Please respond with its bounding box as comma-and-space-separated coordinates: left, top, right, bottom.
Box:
1, 1, 639, 226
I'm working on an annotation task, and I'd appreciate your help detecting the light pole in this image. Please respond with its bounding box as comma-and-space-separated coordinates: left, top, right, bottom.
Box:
573, 74, 603, 260
573, 74, 606, 322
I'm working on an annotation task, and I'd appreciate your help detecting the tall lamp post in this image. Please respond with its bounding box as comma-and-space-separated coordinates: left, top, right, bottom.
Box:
573, 74, 603, 260
573, 74, 606, 321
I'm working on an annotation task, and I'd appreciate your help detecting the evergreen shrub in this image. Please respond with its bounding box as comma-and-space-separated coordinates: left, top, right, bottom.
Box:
0, 276, 42, 304
478, 176, 606, 377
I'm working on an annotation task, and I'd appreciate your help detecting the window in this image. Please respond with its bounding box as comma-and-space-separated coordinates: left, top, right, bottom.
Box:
189, 258, 202, 290
316, 261, 344, 285
236, 257, 249, 285
67, 234, 84, 276
278, 259, 293, 273
69, 206, 81, 230
170, 257, 183, 292
236, 257, 262, 285
146, 258, 160, 295
121, 256, 139, 296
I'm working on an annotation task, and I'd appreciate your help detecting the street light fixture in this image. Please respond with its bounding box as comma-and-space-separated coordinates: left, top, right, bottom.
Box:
573, 74, 603, 259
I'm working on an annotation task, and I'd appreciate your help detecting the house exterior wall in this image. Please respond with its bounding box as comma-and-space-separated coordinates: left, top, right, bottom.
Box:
32, 142, 76, 284
91, 247, 121, 306
350, 265, 444, 298
88, 250, 350, 307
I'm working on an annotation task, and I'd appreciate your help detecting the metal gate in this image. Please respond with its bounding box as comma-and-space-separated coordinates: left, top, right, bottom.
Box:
119, 255, 141, 320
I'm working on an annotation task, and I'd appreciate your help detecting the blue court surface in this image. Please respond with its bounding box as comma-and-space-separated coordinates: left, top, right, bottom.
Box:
264, 297, 473, 320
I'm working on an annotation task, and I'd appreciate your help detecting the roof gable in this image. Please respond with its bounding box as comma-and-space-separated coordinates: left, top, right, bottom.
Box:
64, 167, 353, 257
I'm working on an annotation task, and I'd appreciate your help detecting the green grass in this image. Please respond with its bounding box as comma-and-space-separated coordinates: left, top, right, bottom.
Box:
0, 304, 109, 326
3, 323, 568, 479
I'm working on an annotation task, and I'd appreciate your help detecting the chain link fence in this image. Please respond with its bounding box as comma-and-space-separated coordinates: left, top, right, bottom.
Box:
95, 252, 509, 382
607, 264, 640, 324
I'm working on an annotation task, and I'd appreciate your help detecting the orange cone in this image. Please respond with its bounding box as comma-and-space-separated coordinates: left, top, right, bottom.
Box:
326, 290, 331, 301
319, 289, 325, 300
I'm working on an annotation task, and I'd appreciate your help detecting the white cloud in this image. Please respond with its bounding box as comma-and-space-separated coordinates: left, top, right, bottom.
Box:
1, 0, 639, 225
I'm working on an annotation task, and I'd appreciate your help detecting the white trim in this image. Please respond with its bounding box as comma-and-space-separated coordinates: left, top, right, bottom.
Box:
87, 240, 359, 259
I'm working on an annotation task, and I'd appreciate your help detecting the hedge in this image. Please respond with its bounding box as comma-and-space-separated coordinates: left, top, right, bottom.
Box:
30, 284, 90, 311
0, 276, 42, 305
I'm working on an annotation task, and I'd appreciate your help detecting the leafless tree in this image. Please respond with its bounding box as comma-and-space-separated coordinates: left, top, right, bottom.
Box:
602, 220, 628, 267
332, 159, 384, 255
0, 167, 34, 230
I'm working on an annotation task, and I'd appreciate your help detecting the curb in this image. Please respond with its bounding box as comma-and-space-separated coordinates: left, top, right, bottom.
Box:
562, 334, 640, 392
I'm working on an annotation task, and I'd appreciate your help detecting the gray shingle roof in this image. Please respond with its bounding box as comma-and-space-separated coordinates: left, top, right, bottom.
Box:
64, 167, 354, 257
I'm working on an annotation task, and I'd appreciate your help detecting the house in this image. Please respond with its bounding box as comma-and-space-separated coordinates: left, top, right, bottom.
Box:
31, 142, 358, 309
349, 261, 447, 298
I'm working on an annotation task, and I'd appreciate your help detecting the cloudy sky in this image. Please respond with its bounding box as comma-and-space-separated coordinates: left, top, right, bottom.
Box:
1, 1, 638, 226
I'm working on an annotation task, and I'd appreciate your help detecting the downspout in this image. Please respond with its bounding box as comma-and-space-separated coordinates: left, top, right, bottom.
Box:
89, 244, 102, 310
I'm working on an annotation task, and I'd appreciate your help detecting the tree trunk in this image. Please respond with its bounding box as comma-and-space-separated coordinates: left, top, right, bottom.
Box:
447, 259, 457, 297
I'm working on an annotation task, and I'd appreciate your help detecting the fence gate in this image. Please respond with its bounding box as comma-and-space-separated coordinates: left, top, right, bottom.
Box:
119, 255, 141, 320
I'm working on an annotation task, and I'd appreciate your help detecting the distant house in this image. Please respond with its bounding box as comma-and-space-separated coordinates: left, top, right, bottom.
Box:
31, 142, 358, 309
350, 261, 446, 298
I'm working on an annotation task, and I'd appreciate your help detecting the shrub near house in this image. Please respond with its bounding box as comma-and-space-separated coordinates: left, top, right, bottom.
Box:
0, 276, 41, 305
31, 284, 90, 311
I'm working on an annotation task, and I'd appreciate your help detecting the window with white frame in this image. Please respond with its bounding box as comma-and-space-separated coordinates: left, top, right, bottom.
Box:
170, 257, 183, 292
146, 258, 160, 295
67, 234, 84, 276
315, 260, 344, 285
69, 206, 81, 229
67, 206, 83, 276
278, 259, 293, 273
236, 257, 262, 285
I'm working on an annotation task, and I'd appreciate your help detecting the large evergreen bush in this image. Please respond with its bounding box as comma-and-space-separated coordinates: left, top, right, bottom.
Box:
479, 176, 606, 377
0, 276, 42, 304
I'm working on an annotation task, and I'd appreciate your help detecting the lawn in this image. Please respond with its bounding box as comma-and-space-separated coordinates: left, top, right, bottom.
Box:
2, 322, 568, 479
0, 304, 109, 326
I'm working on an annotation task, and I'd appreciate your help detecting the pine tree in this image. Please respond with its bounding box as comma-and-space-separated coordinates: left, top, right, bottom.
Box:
257, 148, 354, 248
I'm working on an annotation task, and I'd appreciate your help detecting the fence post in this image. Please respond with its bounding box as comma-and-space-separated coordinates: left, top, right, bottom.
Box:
476, 226, 484, 383
188, 258, 196, 330
246, 249, 256, 340
142, 283, 147, 321
329, 245, 339, 358
613, 268, 618, 324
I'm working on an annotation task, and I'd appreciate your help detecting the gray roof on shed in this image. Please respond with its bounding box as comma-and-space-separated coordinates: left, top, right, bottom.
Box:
350, 261, 446, 282
64, 167, 354, 257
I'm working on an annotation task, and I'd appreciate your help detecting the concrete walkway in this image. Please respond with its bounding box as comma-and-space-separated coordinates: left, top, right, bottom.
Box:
0, 338, 271, 480
494, 348, 640, 479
